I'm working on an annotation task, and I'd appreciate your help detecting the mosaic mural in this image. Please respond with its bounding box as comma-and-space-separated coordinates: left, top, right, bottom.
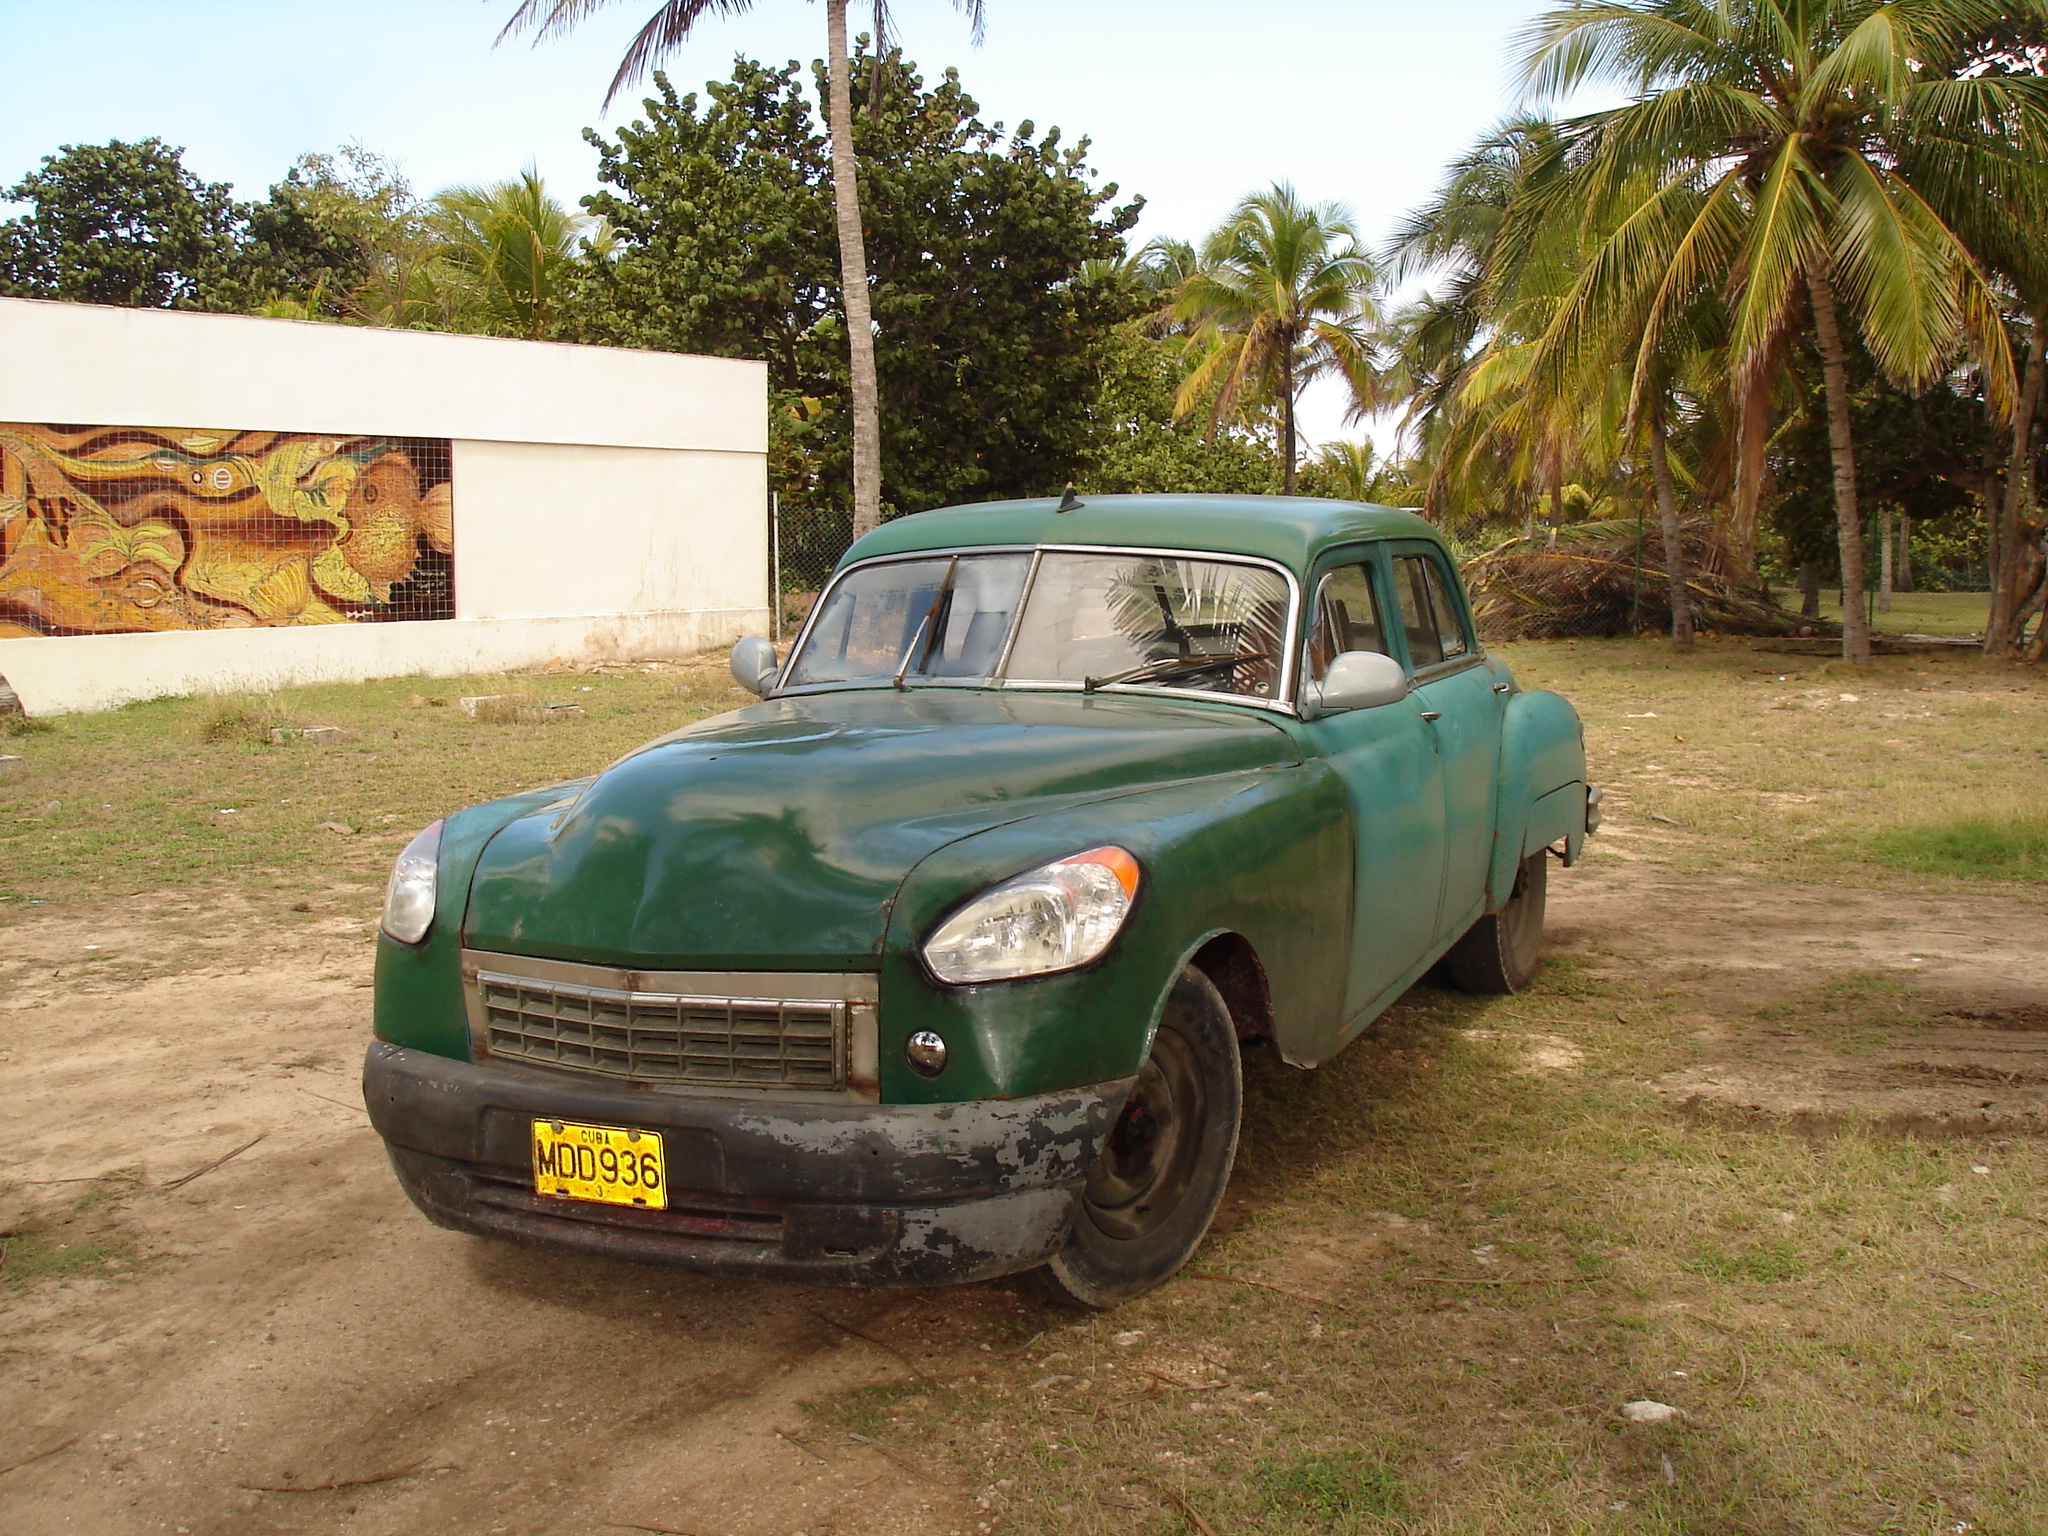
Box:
0, 425, 454, 637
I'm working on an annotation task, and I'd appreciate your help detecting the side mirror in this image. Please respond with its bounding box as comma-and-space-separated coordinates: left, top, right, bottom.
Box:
1304, 649, 1408, 716
730, 636, 780, 696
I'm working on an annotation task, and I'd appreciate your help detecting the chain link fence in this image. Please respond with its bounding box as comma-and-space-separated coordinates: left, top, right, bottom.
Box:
768, 500, 853, 644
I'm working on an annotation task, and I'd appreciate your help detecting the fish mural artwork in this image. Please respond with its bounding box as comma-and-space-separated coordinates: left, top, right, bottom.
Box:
0, 424, 455, 637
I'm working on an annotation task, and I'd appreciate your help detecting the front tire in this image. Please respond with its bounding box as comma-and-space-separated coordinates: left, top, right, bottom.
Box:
1027, 967, 1242, 1310
1437, 850, 1548, 994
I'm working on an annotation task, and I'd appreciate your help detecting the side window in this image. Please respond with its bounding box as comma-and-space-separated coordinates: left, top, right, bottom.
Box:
1392, 555, 1445, 668
1306, 562, 1388, 680
1421, 558, 1471, 661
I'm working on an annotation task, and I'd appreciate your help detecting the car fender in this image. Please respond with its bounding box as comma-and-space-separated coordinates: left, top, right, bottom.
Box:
373, 777, 593, 1062
878, 763, 1351, 1103
1487, 688, 1589, 908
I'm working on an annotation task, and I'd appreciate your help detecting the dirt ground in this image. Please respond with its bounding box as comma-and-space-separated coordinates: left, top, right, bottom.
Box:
2, 853, 2045, 1536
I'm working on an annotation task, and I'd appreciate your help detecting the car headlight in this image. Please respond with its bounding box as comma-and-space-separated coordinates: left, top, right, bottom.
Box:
922, 846, 1141, 984
381, 820, 443, 945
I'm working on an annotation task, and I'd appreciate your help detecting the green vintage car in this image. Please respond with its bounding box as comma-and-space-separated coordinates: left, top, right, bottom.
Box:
364, 494, 1598, 1307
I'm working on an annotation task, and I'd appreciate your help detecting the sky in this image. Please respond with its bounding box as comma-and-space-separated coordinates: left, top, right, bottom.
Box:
0, 0, 1586, 449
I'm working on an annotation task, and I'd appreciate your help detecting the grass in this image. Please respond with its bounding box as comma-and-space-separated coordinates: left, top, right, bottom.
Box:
1751, 971, 1919, 1054
814, 965, 2048, 1535
2, 1172, 146, 1291
1866, 810, 2048, 881
0, 658, 746, 911
0, 1231, 140, 1289
1492, 636, 2048, 891
1257, 1453, 1406, 1525
1814, 590, 1990, 636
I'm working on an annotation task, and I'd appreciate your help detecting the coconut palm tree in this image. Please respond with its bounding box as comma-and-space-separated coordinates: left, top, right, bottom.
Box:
1515, 0, 2048, 663
1171, 184, 1381, 495
431, 167, 600, 340
500, 0, 986, 536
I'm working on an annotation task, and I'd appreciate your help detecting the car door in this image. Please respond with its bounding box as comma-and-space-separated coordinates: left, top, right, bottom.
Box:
1294, 548, 1448, 1036
1386, 543, 1506, 940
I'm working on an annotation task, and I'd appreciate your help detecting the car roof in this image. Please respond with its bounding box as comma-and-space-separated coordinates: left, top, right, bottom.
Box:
839, 494, 1443, 576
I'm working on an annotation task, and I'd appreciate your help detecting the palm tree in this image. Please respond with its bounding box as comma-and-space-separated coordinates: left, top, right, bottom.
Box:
1516, 0, 2047, 664
500, 0, 986, 537
1171, 184, 1381, 495
431, 167, 600, 340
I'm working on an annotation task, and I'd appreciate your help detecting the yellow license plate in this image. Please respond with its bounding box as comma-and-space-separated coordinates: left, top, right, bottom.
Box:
531, 1119, 667, 1210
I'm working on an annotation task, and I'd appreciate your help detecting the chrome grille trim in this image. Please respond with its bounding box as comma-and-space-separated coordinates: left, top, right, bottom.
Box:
461, 951, 879, 1099
476, 972, 844, 1088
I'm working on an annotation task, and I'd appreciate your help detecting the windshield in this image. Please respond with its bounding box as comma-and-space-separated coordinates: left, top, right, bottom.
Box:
782, 550, 1292, 700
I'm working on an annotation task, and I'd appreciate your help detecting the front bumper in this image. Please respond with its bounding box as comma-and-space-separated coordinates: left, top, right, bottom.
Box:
363, 1041, 1134, 1286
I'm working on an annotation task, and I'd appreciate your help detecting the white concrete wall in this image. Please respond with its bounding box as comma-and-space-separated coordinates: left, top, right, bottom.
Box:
6, 611, 758, 712
0, 298, 769, 714
450, 441, 765, 622
0, 298, 763, 452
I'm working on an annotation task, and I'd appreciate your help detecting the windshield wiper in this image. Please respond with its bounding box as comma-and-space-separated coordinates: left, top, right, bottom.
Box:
893, 556, 960, 689
1083, 651, 1263, 693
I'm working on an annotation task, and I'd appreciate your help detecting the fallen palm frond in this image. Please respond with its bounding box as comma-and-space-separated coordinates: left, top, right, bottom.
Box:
1462, 516, 1823, 640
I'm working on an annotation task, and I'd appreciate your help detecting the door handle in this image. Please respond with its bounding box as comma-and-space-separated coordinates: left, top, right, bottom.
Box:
1420, 710, 1443, 722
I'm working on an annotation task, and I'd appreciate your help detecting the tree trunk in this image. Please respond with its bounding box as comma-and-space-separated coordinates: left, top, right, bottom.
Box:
1648, 406, 1691, 646
1799, 559, 1820, 619
1280, 351, 1298, 495
1987, 315, 2044, 657
1878, 509, 1893, 614
825, 0, 884, 538
2018, 566, 2047, 661
1804, 260, 1871, 665
1898, 514, 1914, 592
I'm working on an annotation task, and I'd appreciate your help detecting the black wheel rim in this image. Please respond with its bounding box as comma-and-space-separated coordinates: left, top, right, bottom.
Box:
1082, 1027, 1205, 1241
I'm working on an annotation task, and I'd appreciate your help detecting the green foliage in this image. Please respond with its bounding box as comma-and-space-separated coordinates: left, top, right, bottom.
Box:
580, 49, 1140, 516
0, 138, 242, 308
231, 146, 420, 318
1080, 324, 1279, 495
1256, 1451, 1405, 1525
1768, 332, 1987, 574
1866, 813, 2048, 879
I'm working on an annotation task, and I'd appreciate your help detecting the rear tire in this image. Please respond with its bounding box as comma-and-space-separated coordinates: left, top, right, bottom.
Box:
1026, 967, 1241, 1310
1438, 850, 1548, 994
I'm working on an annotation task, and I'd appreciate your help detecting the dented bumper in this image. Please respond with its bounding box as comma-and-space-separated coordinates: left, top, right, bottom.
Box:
362, 1041, 1133, 1286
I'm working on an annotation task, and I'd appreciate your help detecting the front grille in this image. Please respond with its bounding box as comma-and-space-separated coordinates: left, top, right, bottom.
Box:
475, 971, 844, 1089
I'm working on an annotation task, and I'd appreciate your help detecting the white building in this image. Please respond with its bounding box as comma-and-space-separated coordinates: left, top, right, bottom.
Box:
0, 297, 767, 714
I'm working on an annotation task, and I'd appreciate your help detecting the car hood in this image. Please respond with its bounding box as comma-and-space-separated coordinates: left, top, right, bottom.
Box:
460, 688, 1299, 970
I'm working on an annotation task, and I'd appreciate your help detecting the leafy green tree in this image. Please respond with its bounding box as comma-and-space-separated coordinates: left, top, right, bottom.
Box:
233, 147, 418, 318
1172, 183, 1381, 494
0, 138, 241, 308
1081, 324, 1280, 496
1516, 0, 2048, 663
580, 52, 1138, 516
501, 0, 986, 538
